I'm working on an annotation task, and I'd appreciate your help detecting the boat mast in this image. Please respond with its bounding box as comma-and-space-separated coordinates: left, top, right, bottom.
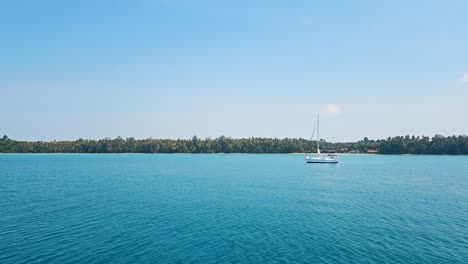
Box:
317, 114, 320, 154
308, 117, 318, 155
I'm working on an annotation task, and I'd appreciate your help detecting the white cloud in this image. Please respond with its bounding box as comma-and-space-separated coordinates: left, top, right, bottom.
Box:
323, 104, 341, 116
461, 73, 468, 83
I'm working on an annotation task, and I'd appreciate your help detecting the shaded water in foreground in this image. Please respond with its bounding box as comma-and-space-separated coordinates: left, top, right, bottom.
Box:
1, 154, 467, 263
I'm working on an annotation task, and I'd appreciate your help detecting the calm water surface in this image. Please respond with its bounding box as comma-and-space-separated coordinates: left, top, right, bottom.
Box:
1, 154, 467, 263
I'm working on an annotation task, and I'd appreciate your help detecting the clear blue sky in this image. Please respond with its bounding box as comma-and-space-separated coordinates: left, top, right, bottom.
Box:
1, 0, 467, 142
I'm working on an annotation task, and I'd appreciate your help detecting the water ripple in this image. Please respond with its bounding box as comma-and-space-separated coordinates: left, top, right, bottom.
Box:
1, 154, 467, 263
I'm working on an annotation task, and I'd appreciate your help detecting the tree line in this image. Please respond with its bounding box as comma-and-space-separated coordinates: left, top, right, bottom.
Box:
1, 134, 467, 154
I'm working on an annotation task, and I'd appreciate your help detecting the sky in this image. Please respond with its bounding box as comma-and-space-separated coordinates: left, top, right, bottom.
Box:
1, 0, 467, 142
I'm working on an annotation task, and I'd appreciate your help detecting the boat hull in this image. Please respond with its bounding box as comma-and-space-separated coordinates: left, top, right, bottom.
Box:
306, 159, 338, 163
305, 157, 338, 163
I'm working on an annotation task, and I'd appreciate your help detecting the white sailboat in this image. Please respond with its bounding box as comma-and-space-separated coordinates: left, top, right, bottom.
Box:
305, 115, 338, 163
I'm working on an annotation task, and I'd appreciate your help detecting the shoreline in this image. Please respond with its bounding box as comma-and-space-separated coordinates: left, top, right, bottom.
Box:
1, 153, 467, 156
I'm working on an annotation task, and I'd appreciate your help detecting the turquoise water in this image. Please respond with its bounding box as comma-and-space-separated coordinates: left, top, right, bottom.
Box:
1, 154, 467, 263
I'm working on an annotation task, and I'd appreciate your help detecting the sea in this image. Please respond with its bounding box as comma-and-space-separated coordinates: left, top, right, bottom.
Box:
1, 154, 467, 263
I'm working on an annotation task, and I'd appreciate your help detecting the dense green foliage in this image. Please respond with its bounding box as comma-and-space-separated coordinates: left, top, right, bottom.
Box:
1, 134, 467, 154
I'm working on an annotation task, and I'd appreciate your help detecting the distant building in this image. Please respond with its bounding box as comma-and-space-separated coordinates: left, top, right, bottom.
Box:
367, 150, 378, 154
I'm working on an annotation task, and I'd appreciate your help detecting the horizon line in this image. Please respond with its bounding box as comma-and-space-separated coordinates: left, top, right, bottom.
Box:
2, 134, 467, 143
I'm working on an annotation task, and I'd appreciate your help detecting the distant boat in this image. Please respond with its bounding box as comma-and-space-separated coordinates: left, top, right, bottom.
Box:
305, 115, 338, 164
